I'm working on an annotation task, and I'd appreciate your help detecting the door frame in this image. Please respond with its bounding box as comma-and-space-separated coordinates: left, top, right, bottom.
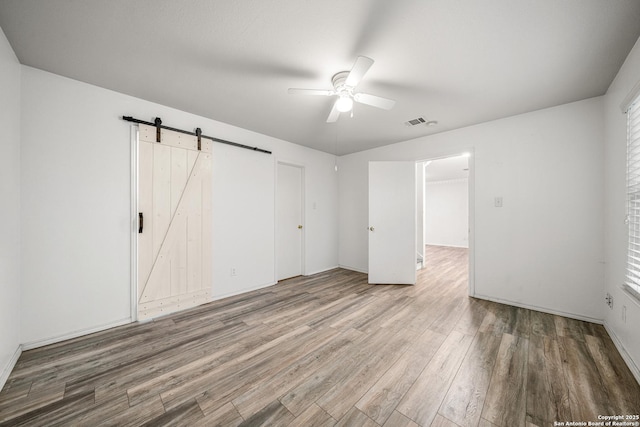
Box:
418, 149, 475, 297
130, 124, 139, 322
275, 161, 306, 281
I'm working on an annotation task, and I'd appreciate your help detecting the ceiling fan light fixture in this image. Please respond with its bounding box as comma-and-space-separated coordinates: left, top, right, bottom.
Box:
336, 95, 353, 112
288, 57, 394, 123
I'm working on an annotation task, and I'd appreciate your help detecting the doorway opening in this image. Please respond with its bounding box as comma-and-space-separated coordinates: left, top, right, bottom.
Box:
418, 152, 473, 295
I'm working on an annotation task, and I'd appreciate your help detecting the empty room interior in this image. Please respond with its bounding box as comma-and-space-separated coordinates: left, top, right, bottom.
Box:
2, 1, 640, 426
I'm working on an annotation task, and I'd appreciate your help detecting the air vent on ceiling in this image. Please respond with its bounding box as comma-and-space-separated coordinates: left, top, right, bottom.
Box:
405, 117, 438, 127
405, 117, 426, 126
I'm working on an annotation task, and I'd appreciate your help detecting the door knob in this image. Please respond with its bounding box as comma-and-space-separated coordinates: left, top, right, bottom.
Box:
298, 225, 303, 229
369, 226, 374, 231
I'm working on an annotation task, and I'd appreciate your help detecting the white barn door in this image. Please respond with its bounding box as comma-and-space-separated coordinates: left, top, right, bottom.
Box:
137, 124, 212, 320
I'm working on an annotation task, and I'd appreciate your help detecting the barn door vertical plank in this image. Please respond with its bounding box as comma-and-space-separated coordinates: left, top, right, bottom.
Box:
138, 140, 154, 300
201, 153, 213, 293
187, 155, 203, 293
153, 144, 172, 261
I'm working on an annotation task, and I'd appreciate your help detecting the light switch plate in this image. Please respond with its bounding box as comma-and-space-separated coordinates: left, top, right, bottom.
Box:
495, 197, 503, 207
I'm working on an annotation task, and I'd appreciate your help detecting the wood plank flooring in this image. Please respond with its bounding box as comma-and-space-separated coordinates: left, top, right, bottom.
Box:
1, 246, 639, 426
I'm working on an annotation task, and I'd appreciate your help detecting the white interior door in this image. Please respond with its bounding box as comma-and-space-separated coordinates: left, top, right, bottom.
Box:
416, 162, 425, 268
137, 124, 212, 320
277, 163, 303, 281
368, 161, 416, 285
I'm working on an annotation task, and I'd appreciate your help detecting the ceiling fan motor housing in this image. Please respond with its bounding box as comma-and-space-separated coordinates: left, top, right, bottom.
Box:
332, 71, 352, 95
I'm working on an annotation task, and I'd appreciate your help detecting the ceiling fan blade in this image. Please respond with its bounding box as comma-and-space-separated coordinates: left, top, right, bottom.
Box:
326, 101, 340, 123
288, 88, 334, 96
354, 92, 396, 110
345, 56, 374, 88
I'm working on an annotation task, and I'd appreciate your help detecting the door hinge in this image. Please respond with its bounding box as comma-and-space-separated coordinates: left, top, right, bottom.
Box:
139, 212, 144, 233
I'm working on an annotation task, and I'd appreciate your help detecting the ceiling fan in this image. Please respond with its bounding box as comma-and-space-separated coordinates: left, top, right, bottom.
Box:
288, 56, 396, 123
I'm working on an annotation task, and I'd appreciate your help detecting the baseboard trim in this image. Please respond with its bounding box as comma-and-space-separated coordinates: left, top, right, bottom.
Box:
0, 345, 22, 390
305, 266, 340, 276
472, 293, 603, 324
603, 321, 640, 385
210, 270, 340, 302
425, 243, 469, 249
338, 264, 368, 274
21, 317, 132, 351
211, 281, 277, 301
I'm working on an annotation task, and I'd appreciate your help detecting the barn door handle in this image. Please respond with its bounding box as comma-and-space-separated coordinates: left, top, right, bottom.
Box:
139, 212, 144, 233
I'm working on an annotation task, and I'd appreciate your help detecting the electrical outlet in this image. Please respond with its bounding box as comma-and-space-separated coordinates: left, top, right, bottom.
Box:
623, 305, 627, 323
230, 267, 237, 277
494, 197, 503, 208
605, 293, 614, 309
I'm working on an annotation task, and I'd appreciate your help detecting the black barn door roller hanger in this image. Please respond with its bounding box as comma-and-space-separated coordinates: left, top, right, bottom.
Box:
122, 116, 272, 154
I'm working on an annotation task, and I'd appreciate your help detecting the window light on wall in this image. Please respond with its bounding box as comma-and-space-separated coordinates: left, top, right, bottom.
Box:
625, 95, 640, 297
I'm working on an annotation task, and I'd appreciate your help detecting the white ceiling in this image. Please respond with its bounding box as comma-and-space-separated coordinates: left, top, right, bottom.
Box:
424, 156, 469, 182
1, 1, 639, 155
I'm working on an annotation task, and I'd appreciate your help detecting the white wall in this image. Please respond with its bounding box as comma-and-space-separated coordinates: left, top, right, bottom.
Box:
20, 66, 338, 346
603, 36, 640, 381
0, 27, 21, 387
339, 97, 604, 321
425, 179, 469, 248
